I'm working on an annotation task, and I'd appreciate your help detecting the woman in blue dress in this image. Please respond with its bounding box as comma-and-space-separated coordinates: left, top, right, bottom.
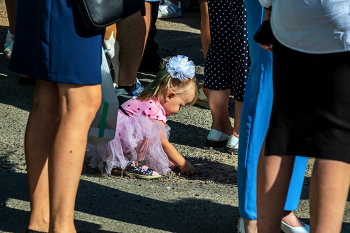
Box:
9, 0, 104, 231
237, 1, 309, 232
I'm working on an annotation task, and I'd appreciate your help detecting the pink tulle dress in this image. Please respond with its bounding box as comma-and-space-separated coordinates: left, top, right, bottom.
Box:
87, 97, 171, 175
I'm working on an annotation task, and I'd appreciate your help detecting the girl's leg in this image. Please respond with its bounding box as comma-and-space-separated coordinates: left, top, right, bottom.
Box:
309, 159, 350, 233
26, 80, 59, 232
257, 152, 295, 233
207, 89, 234, 136
49, 83, 101, 232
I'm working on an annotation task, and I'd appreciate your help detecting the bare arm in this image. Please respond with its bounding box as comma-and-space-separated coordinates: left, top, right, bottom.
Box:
162, 138, 196, 176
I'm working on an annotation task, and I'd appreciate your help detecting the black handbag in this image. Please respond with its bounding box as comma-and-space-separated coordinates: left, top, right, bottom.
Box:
75, 0, 144, 30
253, 20, 273, 45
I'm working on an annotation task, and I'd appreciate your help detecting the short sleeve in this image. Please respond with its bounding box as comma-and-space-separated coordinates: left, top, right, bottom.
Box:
121, 98, 167, 123
259, 0, 272, 8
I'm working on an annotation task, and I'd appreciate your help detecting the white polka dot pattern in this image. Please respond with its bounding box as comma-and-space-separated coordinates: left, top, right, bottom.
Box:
204, 0, 250, 101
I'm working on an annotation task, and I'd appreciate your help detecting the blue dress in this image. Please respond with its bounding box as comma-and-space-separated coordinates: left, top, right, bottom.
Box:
9, 0, 103, 85
237, 0, 308, 220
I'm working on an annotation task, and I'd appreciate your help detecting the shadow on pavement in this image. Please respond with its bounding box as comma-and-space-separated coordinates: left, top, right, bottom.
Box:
0, 172, 239, 233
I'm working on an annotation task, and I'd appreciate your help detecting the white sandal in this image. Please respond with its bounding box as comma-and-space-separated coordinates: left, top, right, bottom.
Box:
225, 135, 239, 154
205, 129, 230, 147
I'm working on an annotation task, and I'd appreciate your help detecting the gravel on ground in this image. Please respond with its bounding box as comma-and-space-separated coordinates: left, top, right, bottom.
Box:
0, 7, 349, 233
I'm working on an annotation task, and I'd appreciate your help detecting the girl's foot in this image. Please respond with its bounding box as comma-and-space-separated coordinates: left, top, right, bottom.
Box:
125, 161, 162, 180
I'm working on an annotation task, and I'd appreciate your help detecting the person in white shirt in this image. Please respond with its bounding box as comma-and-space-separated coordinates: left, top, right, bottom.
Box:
257, 1, 350, 232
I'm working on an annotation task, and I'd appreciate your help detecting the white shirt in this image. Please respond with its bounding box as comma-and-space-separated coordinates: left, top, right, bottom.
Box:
271, 0, 350, 54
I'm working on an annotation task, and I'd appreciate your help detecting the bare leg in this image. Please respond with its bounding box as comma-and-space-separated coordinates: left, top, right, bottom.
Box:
199, 0, 210, 59
143, 2, 152, 47
239, 218, 257, 233
26, 81, 58, 232
25, 80, 101, 232
4, 0, 17, 34
117, 12, 146, 86
257, 144, 295, 233
207, 89, 234, 136
309, 159, 350, 233
233, 100, 242, 138
49, 83, 101, 231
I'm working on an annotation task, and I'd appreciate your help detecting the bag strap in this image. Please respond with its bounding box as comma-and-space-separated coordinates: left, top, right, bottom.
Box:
119, 106, 130, 117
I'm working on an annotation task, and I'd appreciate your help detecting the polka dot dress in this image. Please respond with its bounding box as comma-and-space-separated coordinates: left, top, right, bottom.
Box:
120, 97, 167, 123
204, 0, 250, 101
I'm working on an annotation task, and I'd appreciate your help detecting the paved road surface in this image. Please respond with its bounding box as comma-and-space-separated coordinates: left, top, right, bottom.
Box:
0, 8, 349, 233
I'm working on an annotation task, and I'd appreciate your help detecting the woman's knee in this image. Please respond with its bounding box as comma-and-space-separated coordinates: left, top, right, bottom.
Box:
58, 84, 102, 121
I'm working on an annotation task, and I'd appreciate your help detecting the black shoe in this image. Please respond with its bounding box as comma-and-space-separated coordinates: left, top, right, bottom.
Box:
26, 229, 48, 233
19, 75, 36, 85
205, 138, 229, 148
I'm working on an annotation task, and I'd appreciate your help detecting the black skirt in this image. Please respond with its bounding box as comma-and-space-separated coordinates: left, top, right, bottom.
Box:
265, 38, 350, 164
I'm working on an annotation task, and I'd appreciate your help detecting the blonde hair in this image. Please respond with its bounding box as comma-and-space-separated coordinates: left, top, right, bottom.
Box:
138, 68, 198, 106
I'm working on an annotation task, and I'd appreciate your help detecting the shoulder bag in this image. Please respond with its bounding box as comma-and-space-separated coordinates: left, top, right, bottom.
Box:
75, 0, 144, 30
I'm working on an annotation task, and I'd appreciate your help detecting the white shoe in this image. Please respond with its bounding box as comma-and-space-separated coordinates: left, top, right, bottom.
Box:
158, 0, 182, 19
237, 218, 245, 233
103, 30, 120, 83
4, 41, 13, 60
4, 30, 14, 60
4, 30, 13, 49
205, 129, 230, 147
281, 221, 310, 233
225, 135, 239, 155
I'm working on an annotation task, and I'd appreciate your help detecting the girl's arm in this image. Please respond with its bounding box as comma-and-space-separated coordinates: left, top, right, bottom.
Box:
162, 138, 196, 176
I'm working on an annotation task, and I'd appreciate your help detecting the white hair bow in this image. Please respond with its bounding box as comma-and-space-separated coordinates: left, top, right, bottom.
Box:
166, 55, 195, 81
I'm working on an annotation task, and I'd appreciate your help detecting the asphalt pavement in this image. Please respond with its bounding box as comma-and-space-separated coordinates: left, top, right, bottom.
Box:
0, 7, 349, 233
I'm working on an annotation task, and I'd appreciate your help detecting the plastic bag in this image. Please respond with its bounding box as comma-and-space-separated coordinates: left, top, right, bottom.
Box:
88, 48, 119, 147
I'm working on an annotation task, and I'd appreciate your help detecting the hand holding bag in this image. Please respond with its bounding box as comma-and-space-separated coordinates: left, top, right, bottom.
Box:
253, 20, 273, 45
88, 48, 119, 147
74, 0, 144, 30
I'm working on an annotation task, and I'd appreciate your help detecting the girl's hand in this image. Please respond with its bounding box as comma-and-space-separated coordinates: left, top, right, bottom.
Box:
179, 160, 196, 176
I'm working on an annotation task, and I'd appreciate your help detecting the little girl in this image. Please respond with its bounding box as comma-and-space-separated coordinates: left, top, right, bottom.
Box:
88, 55, 198, 179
